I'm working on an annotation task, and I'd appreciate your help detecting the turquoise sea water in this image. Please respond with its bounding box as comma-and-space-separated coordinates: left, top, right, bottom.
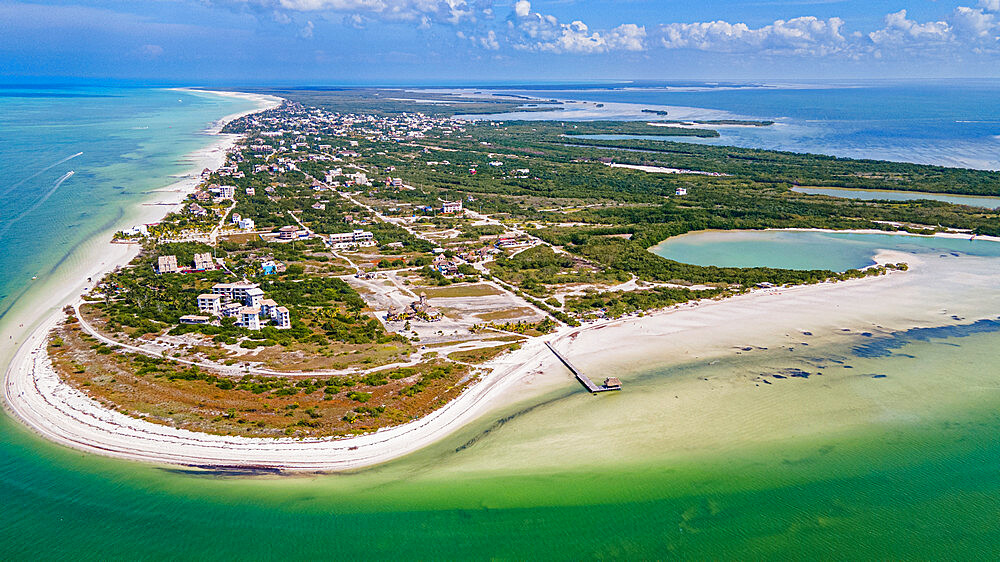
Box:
0, 86, 257, 320
651, 230, 1000, 271
4, 85, 1000, 559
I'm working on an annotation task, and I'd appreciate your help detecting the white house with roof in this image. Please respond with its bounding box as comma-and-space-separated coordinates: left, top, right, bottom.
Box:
273, 307, 291, 329
329, 229, 376, 249
193, 252, 215, 271
220, 302, 242, 318
157, 255, 179, 274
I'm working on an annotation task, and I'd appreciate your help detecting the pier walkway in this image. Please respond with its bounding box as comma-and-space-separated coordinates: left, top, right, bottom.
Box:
545, 342, 621, 393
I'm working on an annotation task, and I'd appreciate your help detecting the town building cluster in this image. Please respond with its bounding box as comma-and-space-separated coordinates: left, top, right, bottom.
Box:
189, 282, 291, 330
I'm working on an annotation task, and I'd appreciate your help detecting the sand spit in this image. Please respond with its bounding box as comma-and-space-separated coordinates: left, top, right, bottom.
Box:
9, 237, 1000, 472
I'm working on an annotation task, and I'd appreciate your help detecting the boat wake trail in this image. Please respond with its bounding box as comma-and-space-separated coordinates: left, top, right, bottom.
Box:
0, 152, 83, 197
0, 171, 75, 237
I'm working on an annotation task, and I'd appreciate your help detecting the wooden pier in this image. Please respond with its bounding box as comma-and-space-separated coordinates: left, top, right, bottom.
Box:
545, 342, 621, 393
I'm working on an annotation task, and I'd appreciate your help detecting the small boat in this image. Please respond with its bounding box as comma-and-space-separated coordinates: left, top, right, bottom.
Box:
31, 276, 37, 280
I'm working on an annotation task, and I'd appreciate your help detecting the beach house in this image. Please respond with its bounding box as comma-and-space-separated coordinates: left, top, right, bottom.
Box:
244, 286, 265, 308
273, 307, 291, 329
205, 282, 291, 329
329, 229, 376, 249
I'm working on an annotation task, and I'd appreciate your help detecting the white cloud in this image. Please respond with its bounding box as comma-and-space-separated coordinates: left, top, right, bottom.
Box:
951, 6, 997, 40
210, 0, 490, 25
514, 0, 530, 18
659, 16, 848, 55
867, 7, 1000, 53
507, 0, 645, 53
299, 19, 314, 37
343, 13, 364, 27
193, 0, 1000, 59
606, 23, 646, 51
480, 29, 499, 50
140, 44, 165, 57
868, 10, 951, 45
456, 28, 499, 49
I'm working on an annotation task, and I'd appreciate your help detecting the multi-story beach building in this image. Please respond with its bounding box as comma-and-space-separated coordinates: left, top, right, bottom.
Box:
193, 252, 214, 271
329, 229, 376, 249
238, 307, 261, 330
205, 282, 290, 329
157, 255, 179, 274
245, 287, 265, 308
273, 306, 291, 329
196, 293, 222, 315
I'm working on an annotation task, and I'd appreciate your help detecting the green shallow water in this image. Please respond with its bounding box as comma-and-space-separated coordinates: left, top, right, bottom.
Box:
4, 327, 1000, 559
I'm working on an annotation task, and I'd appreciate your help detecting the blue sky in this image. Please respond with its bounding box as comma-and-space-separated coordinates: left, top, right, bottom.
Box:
2, 0, 999, 83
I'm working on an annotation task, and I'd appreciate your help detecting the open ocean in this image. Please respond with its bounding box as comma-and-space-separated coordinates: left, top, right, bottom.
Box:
3, 83, 1000, 559
464, 79, 1000, 170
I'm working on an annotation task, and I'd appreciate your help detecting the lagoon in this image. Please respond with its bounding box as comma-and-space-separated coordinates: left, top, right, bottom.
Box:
792, 186, 1000, 209
650, 230, 1000, 271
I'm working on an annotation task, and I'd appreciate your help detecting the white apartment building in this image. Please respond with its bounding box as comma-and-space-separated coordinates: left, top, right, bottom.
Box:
238, 307, 261, 330
196, 293, 222, 315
